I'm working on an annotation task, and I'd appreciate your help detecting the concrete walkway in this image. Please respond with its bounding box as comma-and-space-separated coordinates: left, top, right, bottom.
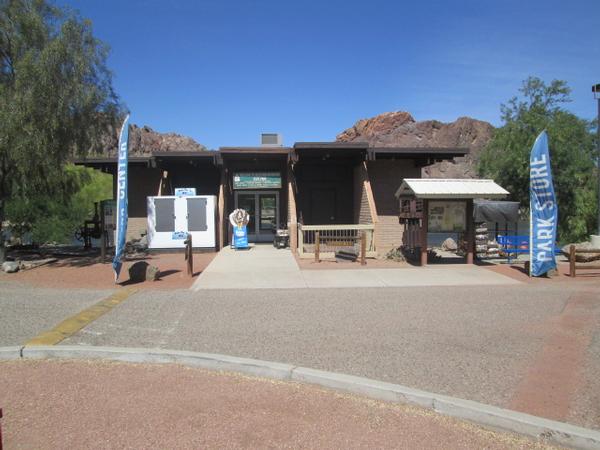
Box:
191, 244, 520, 290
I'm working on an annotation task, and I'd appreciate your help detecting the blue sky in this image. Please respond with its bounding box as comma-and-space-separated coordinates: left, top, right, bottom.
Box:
61, 0, 599, 149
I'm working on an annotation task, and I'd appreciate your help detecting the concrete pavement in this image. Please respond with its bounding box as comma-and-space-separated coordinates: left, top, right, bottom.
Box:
192, 244, 520, 290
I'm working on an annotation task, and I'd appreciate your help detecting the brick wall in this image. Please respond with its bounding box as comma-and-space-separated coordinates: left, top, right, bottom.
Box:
353, 163, 373, 225
368, 160, 420, 253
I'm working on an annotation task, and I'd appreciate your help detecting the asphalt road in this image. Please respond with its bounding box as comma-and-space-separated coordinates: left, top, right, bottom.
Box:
0, 281, 112, 346
1, 280, 599, 430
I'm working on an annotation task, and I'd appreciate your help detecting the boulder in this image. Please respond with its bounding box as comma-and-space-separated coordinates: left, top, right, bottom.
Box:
561, 242, 600, 263
128, 261, 149, 282
336, 111, 494, 179
146, 264, 160, 281
441, 237, 458, 251
2, 261, 19, 273
128, 261, 160, 282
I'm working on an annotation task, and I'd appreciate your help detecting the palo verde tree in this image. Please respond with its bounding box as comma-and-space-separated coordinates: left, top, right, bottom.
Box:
0, 0, 123, 261
479, 77, 597, 243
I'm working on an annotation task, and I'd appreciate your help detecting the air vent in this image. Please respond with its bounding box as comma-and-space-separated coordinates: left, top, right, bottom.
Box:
261, 133, 282, 147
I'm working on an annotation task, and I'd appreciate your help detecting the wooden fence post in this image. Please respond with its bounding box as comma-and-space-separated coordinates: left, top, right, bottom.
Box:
315, 231, 320, 263
360, 231, 366, 266
100, 202, 106, 262
570, 244, 576, 278
185, 233, 193, 277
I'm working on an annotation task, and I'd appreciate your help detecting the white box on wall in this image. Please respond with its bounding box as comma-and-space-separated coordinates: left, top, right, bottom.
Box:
147, 195, 216, 249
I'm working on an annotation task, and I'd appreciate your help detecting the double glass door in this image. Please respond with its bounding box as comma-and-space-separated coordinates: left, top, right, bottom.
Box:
234, 191, 279, 242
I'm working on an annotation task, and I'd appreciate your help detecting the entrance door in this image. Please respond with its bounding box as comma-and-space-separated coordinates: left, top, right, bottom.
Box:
234, 191, 279, 242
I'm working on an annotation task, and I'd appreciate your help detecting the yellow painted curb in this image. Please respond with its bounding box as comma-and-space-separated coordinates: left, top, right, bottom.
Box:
25, 289, 137, 346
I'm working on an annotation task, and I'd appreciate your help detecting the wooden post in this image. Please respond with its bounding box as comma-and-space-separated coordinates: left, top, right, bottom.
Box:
185, 233, 193, 277
360, 231, 366, 266
570, 244, 576, 278
100, 201, 106, 262
420, 199, 428, 266
466, 200, 474, 264
315, 231, 320, 263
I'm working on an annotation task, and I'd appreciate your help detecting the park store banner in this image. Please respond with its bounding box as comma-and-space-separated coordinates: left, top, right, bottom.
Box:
112, 115, 130, 281
529, 130, 558, 277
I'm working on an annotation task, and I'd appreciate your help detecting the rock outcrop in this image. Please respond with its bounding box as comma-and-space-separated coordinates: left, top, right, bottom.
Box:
98, 124, 207, 157
337, 111, 494, 178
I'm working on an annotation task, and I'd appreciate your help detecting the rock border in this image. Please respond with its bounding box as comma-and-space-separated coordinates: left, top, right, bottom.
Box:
2, 345, 599, 450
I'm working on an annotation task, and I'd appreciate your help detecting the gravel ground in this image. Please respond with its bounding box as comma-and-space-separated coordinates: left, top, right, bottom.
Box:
57, 283, 600, 429
0, 281, 112, 346
0, 359, 559, 449
2, 278, 598, 430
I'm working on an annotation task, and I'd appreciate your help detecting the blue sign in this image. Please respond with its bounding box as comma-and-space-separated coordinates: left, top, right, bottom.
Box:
529, 131, 558, 277
112, 115, 130, 281
175, 187, 196, 197
172, 231, 187, 240
233, 226, 249, 249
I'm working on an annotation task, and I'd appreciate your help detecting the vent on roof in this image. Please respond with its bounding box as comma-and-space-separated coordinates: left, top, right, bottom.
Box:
261, 133, 282, 147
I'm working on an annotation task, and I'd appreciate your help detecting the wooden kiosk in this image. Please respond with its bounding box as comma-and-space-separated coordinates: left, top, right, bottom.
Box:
395, 179, 509, 266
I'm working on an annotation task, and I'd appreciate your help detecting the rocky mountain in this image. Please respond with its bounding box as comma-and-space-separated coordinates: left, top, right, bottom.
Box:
99, 124, 207, 157
336, 111, 494, 178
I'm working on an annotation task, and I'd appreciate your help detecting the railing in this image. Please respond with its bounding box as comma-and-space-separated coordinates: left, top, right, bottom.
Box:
569, 245, 600, 277
297, 224, 376, 259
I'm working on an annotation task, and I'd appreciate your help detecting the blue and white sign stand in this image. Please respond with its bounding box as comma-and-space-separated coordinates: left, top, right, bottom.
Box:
112, 114, 130, 282
529, 130, 558, 277
233, 225, 249, 249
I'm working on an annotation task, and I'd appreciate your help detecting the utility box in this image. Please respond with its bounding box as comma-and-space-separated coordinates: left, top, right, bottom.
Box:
147, 195, 216, 249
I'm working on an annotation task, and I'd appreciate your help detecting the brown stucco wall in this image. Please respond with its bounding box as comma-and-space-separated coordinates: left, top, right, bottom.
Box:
295, 162, 354, 225
368, 160, 420, 252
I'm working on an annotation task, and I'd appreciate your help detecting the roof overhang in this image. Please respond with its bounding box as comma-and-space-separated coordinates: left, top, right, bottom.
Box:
368, 147, 468, 160
395, 178, 509, 199
292, 142, 369, 162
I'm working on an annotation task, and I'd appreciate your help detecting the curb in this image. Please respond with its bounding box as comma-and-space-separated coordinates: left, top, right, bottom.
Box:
2, 345, 599, 450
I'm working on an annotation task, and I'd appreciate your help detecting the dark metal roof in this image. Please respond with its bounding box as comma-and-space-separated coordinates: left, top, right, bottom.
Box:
74, 144, 470, 167
73, 156, 151, 165
294, 142, 369, 150
368, 147, 469, 159
152, 151, 215, 158
219, 147, 292, 154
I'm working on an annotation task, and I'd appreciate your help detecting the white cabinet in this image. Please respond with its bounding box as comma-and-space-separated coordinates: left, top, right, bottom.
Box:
147, 195, 216, 249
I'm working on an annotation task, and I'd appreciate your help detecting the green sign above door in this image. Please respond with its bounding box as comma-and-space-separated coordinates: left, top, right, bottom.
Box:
233, 172, 281, 190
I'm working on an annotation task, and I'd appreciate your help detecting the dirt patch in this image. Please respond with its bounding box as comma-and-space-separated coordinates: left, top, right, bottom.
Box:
0, 359, 557, 449
1, 252, 216, 290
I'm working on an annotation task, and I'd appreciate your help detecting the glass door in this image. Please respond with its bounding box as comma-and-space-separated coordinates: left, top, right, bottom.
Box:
236, 193, 257, 239
259, 193, 277, 234
234, 191, 279, 243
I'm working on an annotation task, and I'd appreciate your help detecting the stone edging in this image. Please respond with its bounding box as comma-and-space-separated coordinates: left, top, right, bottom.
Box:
1, 345, 599, 450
